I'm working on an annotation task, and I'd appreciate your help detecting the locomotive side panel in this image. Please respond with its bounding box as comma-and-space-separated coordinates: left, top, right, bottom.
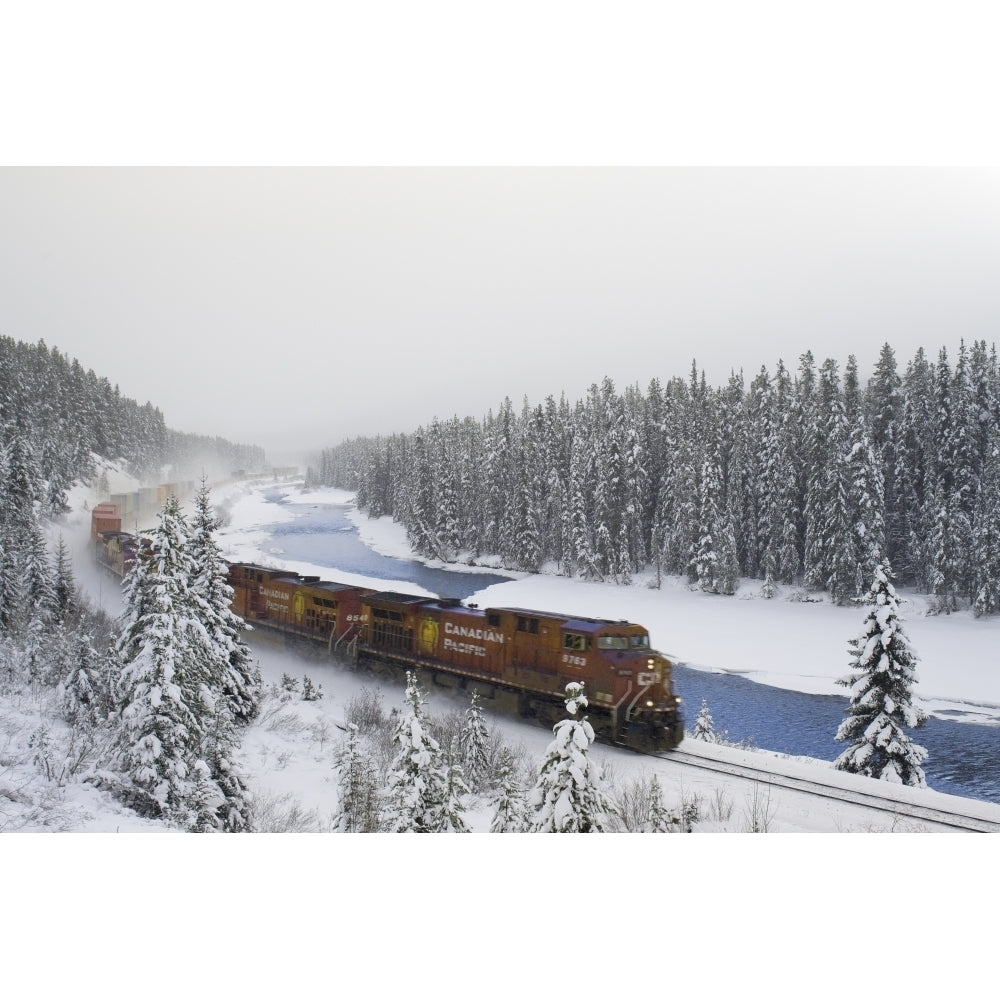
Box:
228, 565, 299, 625
433, 605, 507, 678
361, 592, 432, 657
228, 565, 373, 644
556, 619, 614, 701
488, 608, 566, 675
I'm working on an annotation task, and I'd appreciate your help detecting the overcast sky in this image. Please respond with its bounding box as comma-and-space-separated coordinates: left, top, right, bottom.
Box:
2, 167, 999, 463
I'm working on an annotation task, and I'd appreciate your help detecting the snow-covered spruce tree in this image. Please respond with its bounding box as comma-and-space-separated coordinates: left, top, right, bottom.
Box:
490, 746, 530, 833
332, 723, 383, 832
58, 629, 109, 726
460, 689, 491, 794
972, 428, 1000, 617
385, 671, 452, 832
179, 481, 258, 830
113, 495, 214, 826
52, 535, 78, 625
187, 478, 261, 724
200, 695, 253, 832
0, 535, 19, 636
441, 736, 471, 833
529, 682, 612, 833
20, 519, 56, 628
645, 775, 678, 833
692, 699, 717, 743
834, 564, 928, 786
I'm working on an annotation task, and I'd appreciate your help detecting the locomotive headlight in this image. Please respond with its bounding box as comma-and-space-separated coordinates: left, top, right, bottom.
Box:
647, 658, 654, 668
646, 699, 654, 707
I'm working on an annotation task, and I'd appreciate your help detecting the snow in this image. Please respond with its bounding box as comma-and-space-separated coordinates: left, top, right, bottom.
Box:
12, 474, 997, 991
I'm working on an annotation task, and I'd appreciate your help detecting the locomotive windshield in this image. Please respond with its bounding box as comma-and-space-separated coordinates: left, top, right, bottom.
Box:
596, 633, 650, 650
597, 636, 629, 649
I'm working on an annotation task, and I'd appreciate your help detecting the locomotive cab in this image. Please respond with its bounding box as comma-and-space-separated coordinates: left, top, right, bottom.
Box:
586, 623, 684, 751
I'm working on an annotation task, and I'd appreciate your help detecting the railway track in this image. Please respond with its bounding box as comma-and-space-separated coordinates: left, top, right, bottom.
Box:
653, 746, 1000, 832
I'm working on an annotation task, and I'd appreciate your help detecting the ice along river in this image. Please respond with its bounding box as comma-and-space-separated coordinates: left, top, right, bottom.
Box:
259, 491, 1000, 806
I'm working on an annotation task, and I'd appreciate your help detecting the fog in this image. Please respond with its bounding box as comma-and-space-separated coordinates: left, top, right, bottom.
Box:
2, 167, 999, 464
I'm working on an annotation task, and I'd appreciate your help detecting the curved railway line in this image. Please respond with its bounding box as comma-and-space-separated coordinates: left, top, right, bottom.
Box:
652, 746, 1000, 832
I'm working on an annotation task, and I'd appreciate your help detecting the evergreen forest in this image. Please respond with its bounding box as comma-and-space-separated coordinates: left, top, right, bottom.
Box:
1, 335, 265, 830
0, 335, 265, 508
309, 341, 1000, 617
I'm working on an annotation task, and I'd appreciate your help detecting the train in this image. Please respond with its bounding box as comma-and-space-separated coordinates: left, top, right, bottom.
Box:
92, 509, 685, 752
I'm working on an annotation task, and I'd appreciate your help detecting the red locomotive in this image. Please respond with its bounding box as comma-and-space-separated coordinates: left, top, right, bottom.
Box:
357, 589, 684, 751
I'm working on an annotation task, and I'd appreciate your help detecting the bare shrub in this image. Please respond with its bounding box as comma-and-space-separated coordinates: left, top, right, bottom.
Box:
676, 782, 702, 830
606, 774, 660, 832
262, 706, 305, 736
710, 785, 734, 822
248, 791, 322, 832
429, 707, 465, 757
344, 692, 398, 780
742, 781, 775, 832
480, 723, 515, 791
310, 717, 334, 752
345, 687, 387, 734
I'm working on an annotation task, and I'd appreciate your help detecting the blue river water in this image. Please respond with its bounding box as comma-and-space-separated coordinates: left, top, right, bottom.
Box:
261, 491, 515, 598
260, 491, 1000, 805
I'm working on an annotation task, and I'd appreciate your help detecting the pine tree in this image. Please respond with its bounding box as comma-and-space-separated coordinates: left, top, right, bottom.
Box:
113, 495, 212, 825
200, 695, 254, 832
928, 487, 966, 613
834, 564, 927, 786
645, 775, 677, 833
460, 689, 491, 794
693, 699, 718, 742
52, 535, 78, 625
20, 519, 56, 626
490, 747, 530, 833
972, 428, 1000, 617
846, 422, 888, 597
58, 629, 109, 725
440, 736, 471, 833
529, 683, 612, 833
691, 456, 722, 592
186, 758, 226, 833
386, 671, 451, 832
187, 478, 261, 724
0, 534, 19, 636
332, 724, 383, 832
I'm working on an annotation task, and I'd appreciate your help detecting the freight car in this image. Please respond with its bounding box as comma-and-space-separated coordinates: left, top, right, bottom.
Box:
94, 530, 147, 578
228, 564, 684, 751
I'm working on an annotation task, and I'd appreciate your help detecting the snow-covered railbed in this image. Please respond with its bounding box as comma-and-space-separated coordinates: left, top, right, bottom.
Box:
661, 744, 1000, 832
